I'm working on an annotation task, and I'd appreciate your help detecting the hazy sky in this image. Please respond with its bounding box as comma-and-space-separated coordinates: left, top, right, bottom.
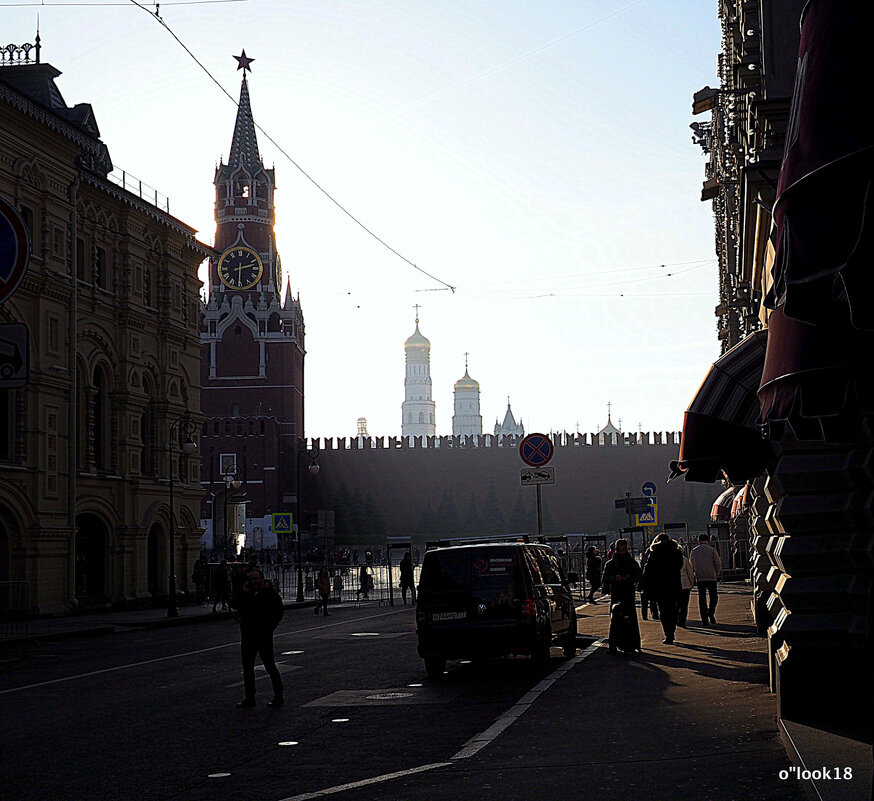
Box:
5, 0, 722, 438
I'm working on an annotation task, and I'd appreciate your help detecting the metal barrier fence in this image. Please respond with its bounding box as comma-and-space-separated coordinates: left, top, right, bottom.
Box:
197, 562, 420, 608
0, 581, 29, 640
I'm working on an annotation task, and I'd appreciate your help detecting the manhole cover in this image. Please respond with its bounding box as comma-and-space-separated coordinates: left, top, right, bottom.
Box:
365, 692, 414, 700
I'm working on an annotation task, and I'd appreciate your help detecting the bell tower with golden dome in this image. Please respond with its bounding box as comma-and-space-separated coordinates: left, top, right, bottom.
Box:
402, 310, 436, 438
452, 354, 482, 436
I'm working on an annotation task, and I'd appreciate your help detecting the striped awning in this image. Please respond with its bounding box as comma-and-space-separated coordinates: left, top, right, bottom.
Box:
669, 330, 771, 483
710, 487, 736, 522
730, 483, 751, 518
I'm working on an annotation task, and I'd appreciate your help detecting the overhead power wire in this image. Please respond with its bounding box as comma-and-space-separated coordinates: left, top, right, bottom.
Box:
126, 0, 457, 293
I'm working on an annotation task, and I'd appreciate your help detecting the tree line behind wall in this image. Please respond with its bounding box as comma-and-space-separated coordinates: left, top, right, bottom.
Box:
313, 442, 716, 543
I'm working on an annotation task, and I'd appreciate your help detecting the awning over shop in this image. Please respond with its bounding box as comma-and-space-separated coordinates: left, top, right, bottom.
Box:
757, 306, 874, 442
730, 483, 751, 518
668, 330, 770, 483
710, 486, 735, 522
764, 1, 874, 330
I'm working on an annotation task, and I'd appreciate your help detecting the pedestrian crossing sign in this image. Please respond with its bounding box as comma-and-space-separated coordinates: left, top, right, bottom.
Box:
272, 512, 293, 532
635, 504, 658, 527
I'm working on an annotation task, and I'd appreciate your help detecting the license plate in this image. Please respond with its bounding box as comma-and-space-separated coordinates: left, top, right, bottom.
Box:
431, 611, 466, 621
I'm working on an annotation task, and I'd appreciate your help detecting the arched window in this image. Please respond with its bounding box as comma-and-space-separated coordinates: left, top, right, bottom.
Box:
231, 403, 240, 418
418, 412, 424, 424
407, 413, 412, 424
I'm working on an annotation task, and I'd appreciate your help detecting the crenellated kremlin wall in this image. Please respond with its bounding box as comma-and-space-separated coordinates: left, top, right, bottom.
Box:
306, 431, 718, 540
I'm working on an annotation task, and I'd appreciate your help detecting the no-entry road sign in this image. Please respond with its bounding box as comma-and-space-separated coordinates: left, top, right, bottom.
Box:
519, 433, 553, 467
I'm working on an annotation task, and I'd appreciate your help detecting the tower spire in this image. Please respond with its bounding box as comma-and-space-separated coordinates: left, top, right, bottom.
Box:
228, 53, 261, 170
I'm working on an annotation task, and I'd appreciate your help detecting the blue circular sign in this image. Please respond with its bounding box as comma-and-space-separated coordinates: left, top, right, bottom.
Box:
0, 195, 30, 305
642, 481, 657, 497
519, 433, 553, 467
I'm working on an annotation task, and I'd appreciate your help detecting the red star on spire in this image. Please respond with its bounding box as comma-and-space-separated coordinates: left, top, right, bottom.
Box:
233, 50, 254, 72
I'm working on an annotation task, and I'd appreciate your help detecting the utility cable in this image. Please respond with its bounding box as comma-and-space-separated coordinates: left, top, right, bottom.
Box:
127, 0, 457, 293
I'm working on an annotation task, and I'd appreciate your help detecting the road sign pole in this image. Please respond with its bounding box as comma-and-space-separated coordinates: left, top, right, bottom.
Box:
625, 491, 634, 531
536, 484, 543, 537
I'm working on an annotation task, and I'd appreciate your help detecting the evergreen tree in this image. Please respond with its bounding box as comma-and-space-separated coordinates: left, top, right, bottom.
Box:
332, 483, 353, 540
435, 487, 461, 534
363, 493, 387, 540
462, 492, 483, 535
417, 498, 437, 537
348, 487, 367, 541
509, 488, 532, 533
480, 478, 505, 534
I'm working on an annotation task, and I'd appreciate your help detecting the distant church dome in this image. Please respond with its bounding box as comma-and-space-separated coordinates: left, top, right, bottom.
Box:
404, 322, 430, 353
454, 368, 479, 391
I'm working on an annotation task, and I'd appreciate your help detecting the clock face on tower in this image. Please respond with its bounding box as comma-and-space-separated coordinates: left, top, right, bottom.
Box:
218, 246, 264, 289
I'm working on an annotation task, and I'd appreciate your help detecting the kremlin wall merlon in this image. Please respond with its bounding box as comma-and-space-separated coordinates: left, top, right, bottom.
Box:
303, 431, 717, 540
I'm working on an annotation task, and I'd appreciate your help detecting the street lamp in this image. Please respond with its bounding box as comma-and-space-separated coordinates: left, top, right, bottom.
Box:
167, 415, 198, 619
223, 463, 242, 561
296, 440, 320, 602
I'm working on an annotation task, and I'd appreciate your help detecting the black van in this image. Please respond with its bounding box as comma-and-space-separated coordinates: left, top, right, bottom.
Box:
415, 542, 578, 678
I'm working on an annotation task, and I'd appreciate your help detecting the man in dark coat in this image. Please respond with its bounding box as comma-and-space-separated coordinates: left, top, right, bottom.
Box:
601, 539, 642, 654
230, 569, 285, 708
585, 547, 603, 604
642, 533, 684, 645
399, 552, 415, 604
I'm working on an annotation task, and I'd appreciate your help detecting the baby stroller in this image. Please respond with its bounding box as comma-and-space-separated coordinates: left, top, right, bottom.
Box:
608, 599, 642, 655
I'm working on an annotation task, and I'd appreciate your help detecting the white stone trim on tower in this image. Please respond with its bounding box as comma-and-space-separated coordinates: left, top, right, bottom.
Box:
402, 315, 436, 438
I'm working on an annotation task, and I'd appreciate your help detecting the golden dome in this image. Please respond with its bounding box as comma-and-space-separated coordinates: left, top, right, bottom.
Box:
404, 322, 430, 351
454, 368, 479, 390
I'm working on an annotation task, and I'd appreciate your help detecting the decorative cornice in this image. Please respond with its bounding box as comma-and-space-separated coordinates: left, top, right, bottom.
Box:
0, 83, 104, 159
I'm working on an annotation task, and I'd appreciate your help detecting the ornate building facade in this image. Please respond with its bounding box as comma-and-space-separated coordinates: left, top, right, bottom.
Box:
199, 58, 306, 553
0, 46, 208, 614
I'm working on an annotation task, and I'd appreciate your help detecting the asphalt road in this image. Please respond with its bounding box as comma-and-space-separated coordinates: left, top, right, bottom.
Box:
1, 602, 581, 801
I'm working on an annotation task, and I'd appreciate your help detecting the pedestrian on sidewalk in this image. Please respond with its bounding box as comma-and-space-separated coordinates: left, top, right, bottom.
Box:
399, 552, 416, 604
641, 533, 684, 644
690, 533, 722, 625
315, 566, 331, 616
192, 556, 207, 604
585, 546, 602, 604
601, 538, 642, 654
677, 543, 695, 628
638, 547, 659, 621
230, 569, 284, 708
212, 559, 231, 613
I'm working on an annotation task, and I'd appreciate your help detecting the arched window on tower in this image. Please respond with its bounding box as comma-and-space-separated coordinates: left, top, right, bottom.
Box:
418, 412, 424, 424
407, 413, 412, 424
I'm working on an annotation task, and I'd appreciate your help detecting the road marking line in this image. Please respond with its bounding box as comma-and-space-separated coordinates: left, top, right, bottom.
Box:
276, 762, 452, 801
0, 608, 408, 696
451, 638, 603, 760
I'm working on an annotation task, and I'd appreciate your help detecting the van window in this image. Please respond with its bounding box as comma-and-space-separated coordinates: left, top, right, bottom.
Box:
420, 548, 521, 596
534, 548, 562, 584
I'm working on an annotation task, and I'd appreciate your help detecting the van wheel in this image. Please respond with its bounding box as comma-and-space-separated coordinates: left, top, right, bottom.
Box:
532, 624, 552, 662
424, 656, 446, 679
563, 611, 578, 658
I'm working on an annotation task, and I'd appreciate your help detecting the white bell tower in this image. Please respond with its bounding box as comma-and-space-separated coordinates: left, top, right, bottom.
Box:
402, 309, 436, 438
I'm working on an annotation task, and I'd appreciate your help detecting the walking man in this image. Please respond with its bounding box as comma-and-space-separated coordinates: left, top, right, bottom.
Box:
690, 533, 722, 626
641, 533, 684, 644
230, 569, 285, 708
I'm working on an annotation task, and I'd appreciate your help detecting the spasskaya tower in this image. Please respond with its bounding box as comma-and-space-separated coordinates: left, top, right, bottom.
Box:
200, 52, 305, 554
